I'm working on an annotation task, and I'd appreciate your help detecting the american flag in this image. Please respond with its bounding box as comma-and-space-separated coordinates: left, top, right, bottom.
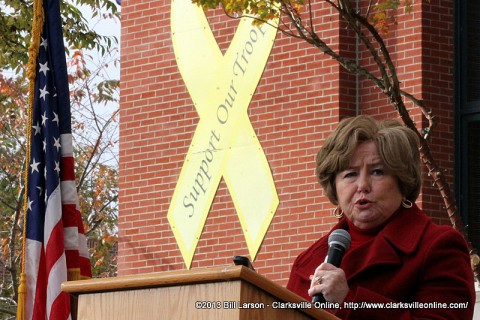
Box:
24, 0, 92, 319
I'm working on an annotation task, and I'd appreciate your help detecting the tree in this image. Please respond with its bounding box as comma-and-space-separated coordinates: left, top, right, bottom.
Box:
193, 0, 480, 279
0, 0, 119, 74
0, 72, 28, 318
68, 49, 120, 279
0, 1, 120, 317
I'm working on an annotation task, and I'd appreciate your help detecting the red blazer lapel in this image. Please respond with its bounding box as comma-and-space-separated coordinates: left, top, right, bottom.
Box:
341, 204, 430, 281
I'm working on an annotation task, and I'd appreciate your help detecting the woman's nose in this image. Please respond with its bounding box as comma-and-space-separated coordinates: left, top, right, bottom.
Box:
357, 172, 371, 193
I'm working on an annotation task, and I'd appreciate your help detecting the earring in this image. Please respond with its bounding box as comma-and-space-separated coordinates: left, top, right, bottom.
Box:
333, 207, 344, 219
402, 199, 413, 208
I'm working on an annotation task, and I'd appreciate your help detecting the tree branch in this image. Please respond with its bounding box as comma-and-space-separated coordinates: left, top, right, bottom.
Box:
274, 0, 480, 280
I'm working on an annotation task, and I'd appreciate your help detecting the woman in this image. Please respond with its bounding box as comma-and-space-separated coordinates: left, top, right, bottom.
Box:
286, 115, 475, 319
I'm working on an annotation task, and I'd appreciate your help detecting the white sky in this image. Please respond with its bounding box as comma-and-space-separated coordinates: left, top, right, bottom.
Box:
79, 1, 121, 80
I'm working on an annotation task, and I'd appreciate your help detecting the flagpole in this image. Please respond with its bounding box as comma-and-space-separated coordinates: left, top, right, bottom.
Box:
17, 0, 45, 319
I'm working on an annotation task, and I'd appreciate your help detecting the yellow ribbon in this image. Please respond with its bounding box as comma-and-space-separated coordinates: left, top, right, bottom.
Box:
169, 0, 279, 268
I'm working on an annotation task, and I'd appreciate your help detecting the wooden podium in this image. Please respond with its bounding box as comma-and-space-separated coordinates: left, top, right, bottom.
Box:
62, 265, 339, 320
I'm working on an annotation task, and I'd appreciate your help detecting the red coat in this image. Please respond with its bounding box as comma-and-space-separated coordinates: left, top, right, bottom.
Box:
286, 204, 475, 319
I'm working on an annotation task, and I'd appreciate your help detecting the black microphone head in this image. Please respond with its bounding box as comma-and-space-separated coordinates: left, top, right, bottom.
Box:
328, 229, 351, 250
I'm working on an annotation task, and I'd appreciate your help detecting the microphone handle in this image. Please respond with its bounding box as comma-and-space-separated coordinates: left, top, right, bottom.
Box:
312, 245, 345, 304
312, 292, 326, 303
326, 245, 344, 266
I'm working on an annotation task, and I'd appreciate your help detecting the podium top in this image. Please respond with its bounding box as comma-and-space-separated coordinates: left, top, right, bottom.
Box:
62, 265, 339, 320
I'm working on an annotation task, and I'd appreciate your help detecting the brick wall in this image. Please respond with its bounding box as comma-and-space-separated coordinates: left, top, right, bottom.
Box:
119, 0, 455, 285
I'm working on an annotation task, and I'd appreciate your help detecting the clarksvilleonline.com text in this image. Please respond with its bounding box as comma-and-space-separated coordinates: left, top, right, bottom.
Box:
195, 300, 469, 310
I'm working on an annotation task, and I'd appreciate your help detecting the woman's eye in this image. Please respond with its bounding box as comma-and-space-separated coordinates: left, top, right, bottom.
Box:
344, 171, 356, 178
372, 169, 384, 175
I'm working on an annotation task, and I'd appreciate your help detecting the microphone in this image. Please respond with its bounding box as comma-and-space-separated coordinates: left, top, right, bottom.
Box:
312, 229, 351, 303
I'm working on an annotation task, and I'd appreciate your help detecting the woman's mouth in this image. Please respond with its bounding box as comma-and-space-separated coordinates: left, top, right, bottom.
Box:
355, 198, 372, 208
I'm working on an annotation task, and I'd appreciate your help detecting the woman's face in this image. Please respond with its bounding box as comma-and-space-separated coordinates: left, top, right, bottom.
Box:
335, 141, 404, 229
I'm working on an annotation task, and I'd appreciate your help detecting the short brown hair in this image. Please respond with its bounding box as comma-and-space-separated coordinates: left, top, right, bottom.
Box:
316, 115, 421, 204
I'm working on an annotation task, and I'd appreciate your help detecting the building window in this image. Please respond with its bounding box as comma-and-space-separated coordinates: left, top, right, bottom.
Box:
456, 1, 480, 251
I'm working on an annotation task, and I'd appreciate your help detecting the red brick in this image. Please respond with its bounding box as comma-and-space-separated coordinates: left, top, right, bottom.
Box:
118, 0, 456, 288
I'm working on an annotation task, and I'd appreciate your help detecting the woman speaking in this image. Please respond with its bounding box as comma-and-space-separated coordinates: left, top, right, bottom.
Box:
287, 115, 475, 319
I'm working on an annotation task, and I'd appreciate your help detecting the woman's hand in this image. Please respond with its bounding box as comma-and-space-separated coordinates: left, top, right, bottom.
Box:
308, 262, 349, 304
